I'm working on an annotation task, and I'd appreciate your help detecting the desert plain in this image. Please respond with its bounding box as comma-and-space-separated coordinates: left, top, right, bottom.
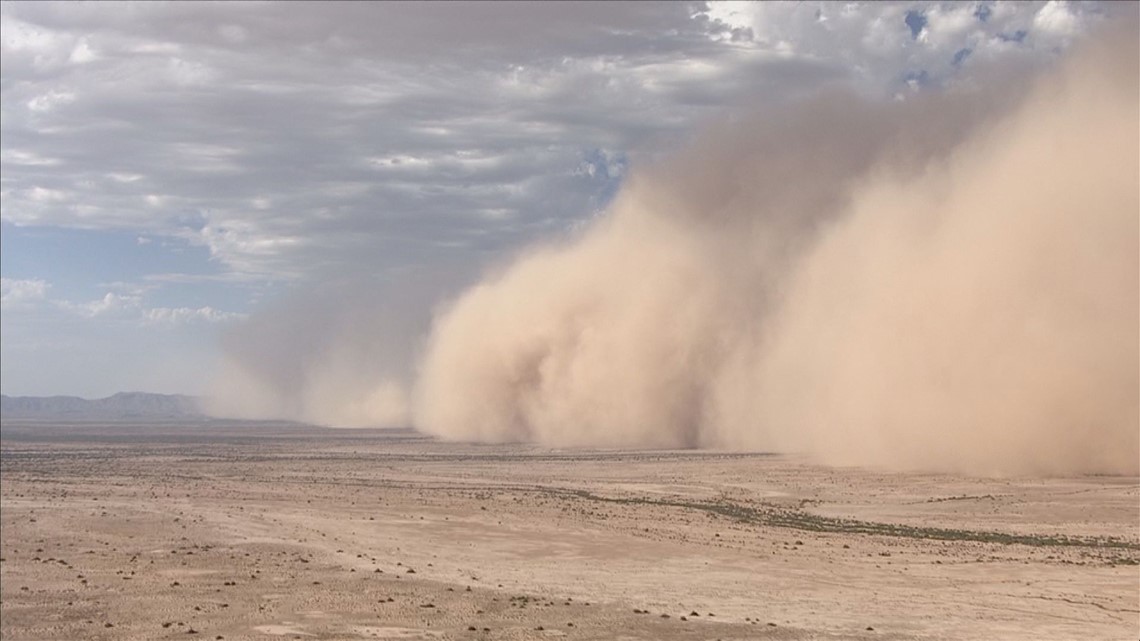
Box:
0, 421, 1136, 641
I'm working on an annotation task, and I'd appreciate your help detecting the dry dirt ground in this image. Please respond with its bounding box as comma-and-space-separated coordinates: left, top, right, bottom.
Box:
1, 421, 1136, 641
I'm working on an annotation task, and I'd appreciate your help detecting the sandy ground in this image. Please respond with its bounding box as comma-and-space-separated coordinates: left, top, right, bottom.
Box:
1, 421, 1137, 641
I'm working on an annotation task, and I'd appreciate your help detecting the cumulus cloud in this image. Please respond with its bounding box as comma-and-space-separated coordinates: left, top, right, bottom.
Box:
0, 278, 50, 310
61, 291, 142, 318
413, 22, 1138, 476
142, 306, 247, 325
19, 287, 246, 326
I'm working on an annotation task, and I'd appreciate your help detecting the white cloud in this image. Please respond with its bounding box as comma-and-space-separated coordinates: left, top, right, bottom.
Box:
920, 4, 980, 48
68, 37, 96, 63
703, 1, 754, 29
108, 172, 144, 183
27, 186, 68, 202
1, 149, 62, 166
193, 219, 307, 278
12, 285, 245, 326
143, 305, 247, 325
62, 291, 142, 318
0, 13, 69, 62
0, 278, 50, 310
1034, 1, 1081, 40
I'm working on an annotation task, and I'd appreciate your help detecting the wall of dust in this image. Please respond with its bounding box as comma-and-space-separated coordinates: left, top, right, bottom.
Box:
413, 27, 1139, 475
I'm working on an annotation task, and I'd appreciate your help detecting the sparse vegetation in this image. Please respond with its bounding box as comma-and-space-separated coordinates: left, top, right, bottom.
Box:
2, 420, 1135, 640
556, 489, 1140, 552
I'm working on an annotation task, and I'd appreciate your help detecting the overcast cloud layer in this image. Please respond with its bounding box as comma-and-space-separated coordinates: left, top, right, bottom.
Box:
0, 1, 1116, 401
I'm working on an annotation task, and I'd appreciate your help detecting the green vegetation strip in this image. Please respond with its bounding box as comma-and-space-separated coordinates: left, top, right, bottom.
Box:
562, 489, 1139, 551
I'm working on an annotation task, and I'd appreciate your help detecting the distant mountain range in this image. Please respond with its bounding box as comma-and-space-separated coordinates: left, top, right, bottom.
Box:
1, 392, 204, 420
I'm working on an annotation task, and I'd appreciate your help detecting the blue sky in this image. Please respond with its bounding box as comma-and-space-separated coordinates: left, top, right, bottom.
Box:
0, 1, 1109, 398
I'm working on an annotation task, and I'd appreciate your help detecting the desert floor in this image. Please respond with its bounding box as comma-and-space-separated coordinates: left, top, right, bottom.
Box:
1, 421, 1136, 641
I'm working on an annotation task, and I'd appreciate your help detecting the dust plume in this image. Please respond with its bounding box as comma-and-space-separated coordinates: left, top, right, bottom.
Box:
414, 28, 1139, 475
203, 275, 446, 427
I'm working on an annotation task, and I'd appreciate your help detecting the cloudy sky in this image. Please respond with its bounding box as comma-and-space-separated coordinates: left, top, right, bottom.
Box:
0, 1, 1108, 398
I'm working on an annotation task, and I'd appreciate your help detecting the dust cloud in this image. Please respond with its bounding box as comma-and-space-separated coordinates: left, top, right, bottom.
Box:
414, 28, 1139, 475
204, 277, 437, 428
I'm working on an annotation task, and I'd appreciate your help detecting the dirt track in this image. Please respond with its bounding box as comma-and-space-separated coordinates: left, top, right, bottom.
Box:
1, 421, 1137, 640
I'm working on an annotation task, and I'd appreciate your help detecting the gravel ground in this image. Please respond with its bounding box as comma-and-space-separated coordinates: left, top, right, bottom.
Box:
1, 420, 1137, 640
